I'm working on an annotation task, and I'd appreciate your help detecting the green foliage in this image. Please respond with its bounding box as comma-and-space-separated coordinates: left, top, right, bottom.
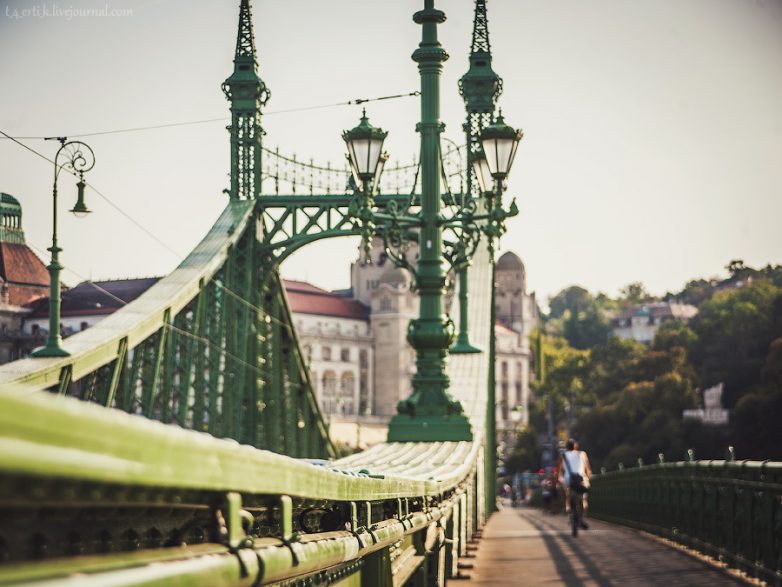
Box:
505, 427, 542, 474
617, 281, 655, 309
689, 280, 782, 407
537, 266, 782, 469
652, 321, 697, 353
546, 286, 611, 350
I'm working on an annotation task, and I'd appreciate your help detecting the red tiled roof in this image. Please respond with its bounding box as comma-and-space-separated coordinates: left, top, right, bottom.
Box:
0, 243, 49, 286
27, 276, 369, 321
0, 243, 50, 305
283, 279, 330, 295
283, 280, 369, 320
495, 319, 516, 335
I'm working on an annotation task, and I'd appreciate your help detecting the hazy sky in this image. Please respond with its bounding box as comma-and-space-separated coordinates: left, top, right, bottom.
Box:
1, 0, 780, 304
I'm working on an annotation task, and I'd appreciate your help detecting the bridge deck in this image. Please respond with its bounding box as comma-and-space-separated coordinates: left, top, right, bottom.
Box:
462, 505, 748, 586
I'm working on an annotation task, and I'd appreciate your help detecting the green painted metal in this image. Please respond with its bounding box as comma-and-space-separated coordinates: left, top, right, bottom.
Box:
388, 0, 472, 443
0, 2, 504, 584
485, 260, 498, 514
32, 140, 96, 358
223, 0, 269, 201
0, 382, 484, 585
452, 0, 502, 357
590, 459, 782, 584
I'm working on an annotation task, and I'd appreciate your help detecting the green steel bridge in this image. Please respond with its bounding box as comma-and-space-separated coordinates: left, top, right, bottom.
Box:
0, 1, 780, 586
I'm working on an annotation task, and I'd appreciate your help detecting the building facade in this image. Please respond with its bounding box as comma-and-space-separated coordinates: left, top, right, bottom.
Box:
12, 228, 537, 447
611, 301, 698, 344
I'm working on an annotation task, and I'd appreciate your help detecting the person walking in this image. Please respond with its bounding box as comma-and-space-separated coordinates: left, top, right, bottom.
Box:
559, 438, 591, 530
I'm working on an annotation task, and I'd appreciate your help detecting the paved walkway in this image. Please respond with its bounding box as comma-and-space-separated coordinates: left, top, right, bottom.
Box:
461, 504, 749, 586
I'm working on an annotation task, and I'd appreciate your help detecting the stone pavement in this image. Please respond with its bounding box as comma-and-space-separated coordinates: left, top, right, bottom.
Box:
460, 504, 749, 586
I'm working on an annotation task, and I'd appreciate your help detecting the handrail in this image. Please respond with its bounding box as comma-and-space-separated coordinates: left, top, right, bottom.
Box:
0, 200, 254, 388
0, 384, 482, 585
590, 460, 782, 584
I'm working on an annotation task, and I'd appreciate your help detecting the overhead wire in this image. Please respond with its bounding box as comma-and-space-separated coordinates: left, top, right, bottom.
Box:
0, 129, 183, 258
0, 91, 420, 141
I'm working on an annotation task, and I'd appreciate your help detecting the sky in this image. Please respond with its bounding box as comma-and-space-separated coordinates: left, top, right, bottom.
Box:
1, 0, 781, 305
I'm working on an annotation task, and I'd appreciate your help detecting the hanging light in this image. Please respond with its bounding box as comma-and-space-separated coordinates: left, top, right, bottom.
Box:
471, 147, 493, 194
480, 109, 523, 180
69, 176, 91, 218
342, 109, 388, 191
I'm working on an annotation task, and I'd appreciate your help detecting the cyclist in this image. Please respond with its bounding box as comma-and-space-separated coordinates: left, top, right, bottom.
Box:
558, 438, 591, 533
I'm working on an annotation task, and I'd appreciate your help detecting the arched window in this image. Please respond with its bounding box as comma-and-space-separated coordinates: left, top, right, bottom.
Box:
340, 372, 356, 415
321, 370, 337, 414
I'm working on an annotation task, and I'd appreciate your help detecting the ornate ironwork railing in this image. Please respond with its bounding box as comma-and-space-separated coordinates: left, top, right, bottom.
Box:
589, 460, 782, 585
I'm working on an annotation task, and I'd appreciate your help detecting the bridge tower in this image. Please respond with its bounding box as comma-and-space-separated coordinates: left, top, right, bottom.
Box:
222, 0, 270, 200
459, 0, 504, 513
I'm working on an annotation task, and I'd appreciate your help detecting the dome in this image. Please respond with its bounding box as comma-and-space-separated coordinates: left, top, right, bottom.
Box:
496, 251, 524, 271
378, 266, 412, 286
0, 193, 21, 208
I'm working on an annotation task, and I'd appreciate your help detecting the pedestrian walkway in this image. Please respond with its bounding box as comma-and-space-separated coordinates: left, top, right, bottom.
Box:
461, 504, 749, 586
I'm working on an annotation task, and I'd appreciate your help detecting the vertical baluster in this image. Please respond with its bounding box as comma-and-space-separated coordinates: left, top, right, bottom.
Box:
274, 146, 280, 195
292, 153, 297, 194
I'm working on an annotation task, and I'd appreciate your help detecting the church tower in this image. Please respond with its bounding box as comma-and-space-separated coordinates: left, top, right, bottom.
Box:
222, 0, 270, 200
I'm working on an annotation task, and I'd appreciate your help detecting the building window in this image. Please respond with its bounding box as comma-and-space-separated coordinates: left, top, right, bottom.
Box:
340, 372, 356, 415
501, 361, 508, 378
501, 383, 509, 420
340, 348, 350, 362
516, 382, 522, 404
359, 349, 368, 369
321, 370, 337, 414
380, 296, 392, 311
322, 346, 331, 361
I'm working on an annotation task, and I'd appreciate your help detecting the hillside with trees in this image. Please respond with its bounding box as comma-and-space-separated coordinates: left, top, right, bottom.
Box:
505, 261, 782, 474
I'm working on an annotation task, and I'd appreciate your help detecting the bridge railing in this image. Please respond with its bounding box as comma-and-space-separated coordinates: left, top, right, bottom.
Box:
0, 384, 483, 586
590, 459, 782, 585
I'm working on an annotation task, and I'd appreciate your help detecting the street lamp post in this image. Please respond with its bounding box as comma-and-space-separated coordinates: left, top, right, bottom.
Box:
342, 0, 521, 443
31, 139, 95, 358
476, 111, 523, 510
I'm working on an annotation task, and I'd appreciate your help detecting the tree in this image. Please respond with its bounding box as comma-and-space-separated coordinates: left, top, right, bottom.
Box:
618, 281, 654, 309
547, 285, 611, 350
504, 428, 542, 474
652, 320, 697, 353
689, 280, 782, 407
548, 286, 592, 319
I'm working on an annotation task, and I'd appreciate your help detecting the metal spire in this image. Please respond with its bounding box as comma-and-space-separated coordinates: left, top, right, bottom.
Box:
469, 0, 491, 54
235, 0, 257, 62
222, 0, 270, 200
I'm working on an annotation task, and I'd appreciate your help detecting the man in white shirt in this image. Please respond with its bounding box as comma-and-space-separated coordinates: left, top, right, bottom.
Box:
559, 438, 592, 529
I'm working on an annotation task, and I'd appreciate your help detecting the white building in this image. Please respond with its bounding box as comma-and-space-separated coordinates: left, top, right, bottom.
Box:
611, 302, 698, 344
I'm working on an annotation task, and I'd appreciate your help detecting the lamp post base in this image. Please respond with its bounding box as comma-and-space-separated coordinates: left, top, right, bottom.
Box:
387, 413, 473, 442
31, 345, 70, 358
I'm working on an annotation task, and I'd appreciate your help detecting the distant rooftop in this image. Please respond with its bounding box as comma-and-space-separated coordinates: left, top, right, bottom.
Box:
29, 277, 161, 318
